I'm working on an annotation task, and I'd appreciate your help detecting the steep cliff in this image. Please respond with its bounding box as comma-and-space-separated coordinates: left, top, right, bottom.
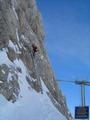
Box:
0, 0, 72, 120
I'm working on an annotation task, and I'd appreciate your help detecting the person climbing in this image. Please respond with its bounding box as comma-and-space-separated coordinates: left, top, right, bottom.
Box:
32, 43, 39, 56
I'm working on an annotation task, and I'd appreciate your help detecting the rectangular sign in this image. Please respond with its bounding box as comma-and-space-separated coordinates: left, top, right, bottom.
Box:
75, 106, 89, 119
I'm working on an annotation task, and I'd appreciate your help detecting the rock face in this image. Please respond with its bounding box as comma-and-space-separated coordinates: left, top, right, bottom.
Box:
0, 0, 72, 120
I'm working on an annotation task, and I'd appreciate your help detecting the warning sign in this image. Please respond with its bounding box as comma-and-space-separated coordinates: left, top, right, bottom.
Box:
75, 106, 89, 119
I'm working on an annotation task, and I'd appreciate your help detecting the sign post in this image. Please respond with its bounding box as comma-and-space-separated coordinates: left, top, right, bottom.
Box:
75, 81, 89, 119
81, 84, 85, 107
56, 79, 90, 119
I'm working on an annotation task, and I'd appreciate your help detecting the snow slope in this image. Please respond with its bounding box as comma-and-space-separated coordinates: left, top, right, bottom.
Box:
0, 79, 67, 120
0, 49, 67, 120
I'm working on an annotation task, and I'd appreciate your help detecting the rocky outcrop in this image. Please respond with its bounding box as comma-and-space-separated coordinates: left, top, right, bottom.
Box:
0, 0, 72, 120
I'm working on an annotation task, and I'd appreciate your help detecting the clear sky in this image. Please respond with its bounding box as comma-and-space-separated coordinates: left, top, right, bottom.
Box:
36, 0, 90, 117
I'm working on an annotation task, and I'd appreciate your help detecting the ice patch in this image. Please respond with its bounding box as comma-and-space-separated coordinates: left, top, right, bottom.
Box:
16, 29, 22, 49
40, 78, 48, 93
40, 55, 44, 60
0, 50, 12, 66
13, 59, 30, 96
12, 6, 18, 21
20, 34, 26, 40
8, 40, 21, 54
7, 73, 13, 82
8, 40, 16, 52
0, 81, 3, 84
1, 70, 5, 74
16, 28, 19, 42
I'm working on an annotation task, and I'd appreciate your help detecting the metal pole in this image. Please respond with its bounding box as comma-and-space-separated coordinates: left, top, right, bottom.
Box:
81, 84, 85, 106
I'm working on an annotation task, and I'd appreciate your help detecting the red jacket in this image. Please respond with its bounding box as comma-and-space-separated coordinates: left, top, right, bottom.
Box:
32, 44, 38, 53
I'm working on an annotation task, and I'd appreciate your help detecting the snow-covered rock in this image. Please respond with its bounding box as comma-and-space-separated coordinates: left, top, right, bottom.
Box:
0, 0, 73, 120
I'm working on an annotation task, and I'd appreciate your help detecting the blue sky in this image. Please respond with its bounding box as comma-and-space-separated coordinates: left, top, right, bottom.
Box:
37, 0, 90, 116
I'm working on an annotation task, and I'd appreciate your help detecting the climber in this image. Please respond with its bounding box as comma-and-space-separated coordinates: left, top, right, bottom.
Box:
32, 43, 39, 56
